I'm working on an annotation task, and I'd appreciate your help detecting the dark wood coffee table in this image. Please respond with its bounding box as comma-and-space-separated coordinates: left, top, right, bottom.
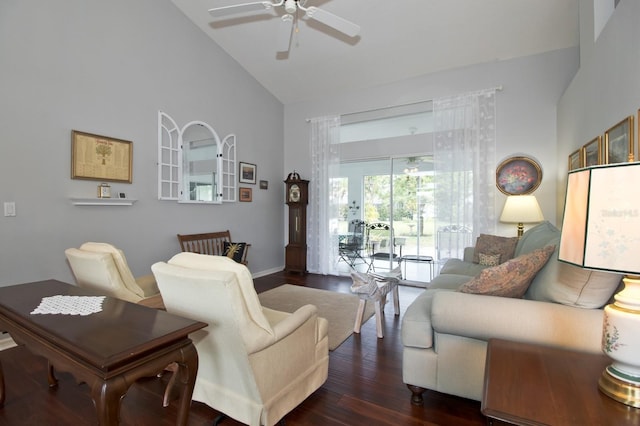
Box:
0, 280, 206, 425
482, 338, 640, 425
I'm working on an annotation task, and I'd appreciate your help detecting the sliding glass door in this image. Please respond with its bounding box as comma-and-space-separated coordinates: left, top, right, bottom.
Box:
335, 155, 434, 285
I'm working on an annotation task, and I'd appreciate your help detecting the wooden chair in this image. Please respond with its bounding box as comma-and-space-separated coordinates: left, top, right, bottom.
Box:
177, 231, 250, 265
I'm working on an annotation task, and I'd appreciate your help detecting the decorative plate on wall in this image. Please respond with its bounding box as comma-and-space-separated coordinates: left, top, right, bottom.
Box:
496, 156, 542, 195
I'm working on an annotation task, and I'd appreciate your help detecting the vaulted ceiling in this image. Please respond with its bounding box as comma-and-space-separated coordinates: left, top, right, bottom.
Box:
171, 0, 579, 104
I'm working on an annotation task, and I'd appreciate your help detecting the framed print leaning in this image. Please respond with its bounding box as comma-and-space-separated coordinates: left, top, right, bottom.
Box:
604, 116, 634, 164
496, 156, 542, 195
582, 136, 602, 167
71, 130, 133, 183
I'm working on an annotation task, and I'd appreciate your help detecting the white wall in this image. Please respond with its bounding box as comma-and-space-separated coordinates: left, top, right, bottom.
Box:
284, 48, 579, 237
557, 0, 640, 222
0, 0, 285, 286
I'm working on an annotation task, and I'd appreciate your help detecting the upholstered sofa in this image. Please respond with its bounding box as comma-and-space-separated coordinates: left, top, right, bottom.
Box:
401, 221, 622, 403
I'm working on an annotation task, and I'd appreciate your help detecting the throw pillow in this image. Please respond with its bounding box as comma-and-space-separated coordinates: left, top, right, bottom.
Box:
473, 234, 518, 264
222, 242, 247, 263
479, 253, 501, 267
460, 245, 556, 298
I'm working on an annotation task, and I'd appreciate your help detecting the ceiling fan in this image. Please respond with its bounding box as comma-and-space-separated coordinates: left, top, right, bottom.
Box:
208, 0, 361, 53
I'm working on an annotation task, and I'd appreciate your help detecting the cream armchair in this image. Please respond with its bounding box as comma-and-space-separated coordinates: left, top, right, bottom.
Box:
151, 253, 329, 426
65, 242, 159, 304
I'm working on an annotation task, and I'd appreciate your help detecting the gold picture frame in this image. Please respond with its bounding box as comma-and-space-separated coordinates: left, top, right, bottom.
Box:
495, 155, 542, 195
71, 130, 133, 183
568, 149, 582, 171
604, 116, 634, 164
239, 187, 252, 202
582, 136, 602, 167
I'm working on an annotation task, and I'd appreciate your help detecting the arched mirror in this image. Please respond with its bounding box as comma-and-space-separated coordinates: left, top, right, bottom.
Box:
180, 121, 221, 203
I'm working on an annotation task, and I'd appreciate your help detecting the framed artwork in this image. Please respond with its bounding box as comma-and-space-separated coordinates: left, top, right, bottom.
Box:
239, 187, 252, 202
71, 130, 133, 183
239, 162, 257, 184
259, 180, 268, 190
604, 115, 634, 164
582, 136, 602, 167
568, 149, 582, 171
495, 156, 543, 195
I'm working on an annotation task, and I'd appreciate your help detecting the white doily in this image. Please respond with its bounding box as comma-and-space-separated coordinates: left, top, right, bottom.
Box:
30, 295, 106, 316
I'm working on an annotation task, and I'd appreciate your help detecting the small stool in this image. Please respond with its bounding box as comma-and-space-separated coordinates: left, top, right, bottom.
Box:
350, 267, 401, 338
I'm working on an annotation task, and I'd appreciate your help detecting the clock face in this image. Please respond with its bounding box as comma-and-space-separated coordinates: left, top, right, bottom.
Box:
289, 184, 301, 202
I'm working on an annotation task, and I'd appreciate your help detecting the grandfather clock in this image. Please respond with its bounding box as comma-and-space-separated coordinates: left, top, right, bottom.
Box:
284, 172, 309, 274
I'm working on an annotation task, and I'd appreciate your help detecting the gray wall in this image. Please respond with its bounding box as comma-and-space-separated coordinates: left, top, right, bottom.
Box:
557, 0, 640, 222
284, 48, 580, 237
0, 0, 285, 286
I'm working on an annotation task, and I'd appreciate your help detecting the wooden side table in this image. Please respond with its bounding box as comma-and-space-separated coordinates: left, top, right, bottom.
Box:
482, 338, 640, 425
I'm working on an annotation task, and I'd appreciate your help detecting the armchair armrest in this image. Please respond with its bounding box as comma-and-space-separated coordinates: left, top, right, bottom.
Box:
250, 305, 319, 354
431, 291, 604, 353
135, 273, 159, 297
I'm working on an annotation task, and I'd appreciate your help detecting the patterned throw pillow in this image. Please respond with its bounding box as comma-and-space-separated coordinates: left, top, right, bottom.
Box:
479, 253, 501, 267
222, 242, 247, 263
460, 245, 556, 298
472, 234, 518, 264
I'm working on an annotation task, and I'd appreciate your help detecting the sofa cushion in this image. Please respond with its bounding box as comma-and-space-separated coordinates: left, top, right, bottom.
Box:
525, 247, 622, 308
460, 245, 556, 298
472, 234, 518, 264
515, 221, 560, 256
429, 273, 474, 290
439, 259, 487, 278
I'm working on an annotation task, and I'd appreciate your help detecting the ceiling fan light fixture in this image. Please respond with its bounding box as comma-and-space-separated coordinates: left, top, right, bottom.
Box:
284, 0, 297, 14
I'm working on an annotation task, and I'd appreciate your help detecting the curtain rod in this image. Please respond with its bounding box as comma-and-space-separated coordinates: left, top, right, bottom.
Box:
305, 85, 503, 122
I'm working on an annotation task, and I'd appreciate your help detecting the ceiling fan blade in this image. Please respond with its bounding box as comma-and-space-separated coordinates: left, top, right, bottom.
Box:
208, 1, 274, 18
304, 6, 360, 38
276, 14, 294, 52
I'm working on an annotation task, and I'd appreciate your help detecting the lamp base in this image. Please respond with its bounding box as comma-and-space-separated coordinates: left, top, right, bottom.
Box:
598, 365, 640, 407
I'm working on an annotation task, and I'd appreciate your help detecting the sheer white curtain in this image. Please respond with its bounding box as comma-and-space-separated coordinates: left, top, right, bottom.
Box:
307, 115, 340, 275
433, 89, 497, 259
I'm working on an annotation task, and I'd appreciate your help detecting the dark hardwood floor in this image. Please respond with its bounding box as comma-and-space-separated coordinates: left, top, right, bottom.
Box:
0, 272, 486, 425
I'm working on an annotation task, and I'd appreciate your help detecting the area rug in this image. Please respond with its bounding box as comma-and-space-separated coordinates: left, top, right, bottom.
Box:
258, 284, 374, 351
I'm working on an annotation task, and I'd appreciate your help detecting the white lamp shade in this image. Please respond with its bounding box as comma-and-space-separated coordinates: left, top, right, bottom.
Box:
499, 195, 544, 224
559, 163, 640, 275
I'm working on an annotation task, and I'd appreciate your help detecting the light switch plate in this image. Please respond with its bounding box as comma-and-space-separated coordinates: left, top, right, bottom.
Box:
4, 202, 16, 217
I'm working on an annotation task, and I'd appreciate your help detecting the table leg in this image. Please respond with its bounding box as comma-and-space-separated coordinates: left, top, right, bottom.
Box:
392, 284, 400, 316
374, 300, 384, 338
175, 343, 199, 426
0, 360, 4, 407
353, 299, 366, 333
47, 361, 58, 388
91, 376, 128, 426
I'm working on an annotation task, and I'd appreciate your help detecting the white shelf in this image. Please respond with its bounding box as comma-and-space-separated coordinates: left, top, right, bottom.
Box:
70, 198, 137, 206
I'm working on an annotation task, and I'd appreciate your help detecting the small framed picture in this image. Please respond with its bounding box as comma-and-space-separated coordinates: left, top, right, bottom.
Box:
568, 149, 582, 171
259, 180, 268, 190
239, 162, 257, 184
604, 115, 634, 164
239, 187, 252, 202
582, 136, 602, 167
118, 192, 126, 199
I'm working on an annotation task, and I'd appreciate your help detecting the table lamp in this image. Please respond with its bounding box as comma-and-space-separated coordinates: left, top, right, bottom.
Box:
499, 195, 544, 238
559, 162, 640, 407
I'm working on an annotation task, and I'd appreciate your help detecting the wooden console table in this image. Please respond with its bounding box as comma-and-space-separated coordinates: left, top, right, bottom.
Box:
482, 338, 640, 425
0, 280, 206, 425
